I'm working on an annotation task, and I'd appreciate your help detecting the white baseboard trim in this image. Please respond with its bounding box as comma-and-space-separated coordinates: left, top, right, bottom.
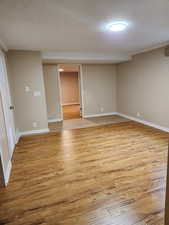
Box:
20, 128, 50, 136
117, 112, 169, 133
48, 118, 62, 123
4, 160, 12, 186
62, 102, 80, 106
84, 112, 117, 118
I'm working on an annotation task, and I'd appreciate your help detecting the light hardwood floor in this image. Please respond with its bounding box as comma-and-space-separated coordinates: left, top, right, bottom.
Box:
49, 115, 129, 132
0, 121, 168, 225
63, 104, 80, 120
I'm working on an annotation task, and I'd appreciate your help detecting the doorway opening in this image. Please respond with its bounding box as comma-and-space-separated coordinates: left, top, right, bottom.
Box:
58, 64, 83, 120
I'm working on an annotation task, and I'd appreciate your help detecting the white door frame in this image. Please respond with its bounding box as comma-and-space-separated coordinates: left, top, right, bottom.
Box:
57, 64, 84, 120
0, 50, 16, 158
56, 65, 63, 121
79, 64, 85, 118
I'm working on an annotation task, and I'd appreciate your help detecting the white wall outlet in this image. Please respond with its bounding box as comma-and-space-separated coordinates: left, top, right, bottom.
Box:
33, 91, 41, 97
33, 122, 37, 128
25, 86, 30, 92
137, 112, 140, 117
101, 107, 104, 112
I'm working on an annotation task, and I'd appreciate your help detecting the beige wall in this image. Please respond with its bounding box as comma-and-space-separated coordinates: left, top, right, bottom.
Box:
82, 64, 116, 116
7, 51, 48, 132
6, 48, 167, 131
43, 64, 62, 121
117, 47, 169, 129
43, 64, 117, 120
60, 72, 80, 105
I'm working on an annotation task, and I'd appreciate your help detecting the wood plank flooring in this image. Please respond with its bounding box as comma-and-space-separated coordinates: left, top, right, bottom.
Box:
0, 121, 168, 225
63, 104, 80, 120
49, 115, 129, 132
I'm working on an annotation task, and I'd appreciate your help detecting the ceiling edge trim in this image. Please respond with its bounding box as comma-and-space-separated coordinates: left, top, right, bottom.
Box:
132, 40, 169, 56
42, 52, 132, 63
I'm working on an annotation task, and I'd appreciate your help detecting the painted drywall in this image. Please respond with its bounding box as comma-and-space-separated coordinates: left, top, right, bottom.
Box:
117, 47, 169, 129
43, 64, 117, 120
60, 72, 80, 105
43, 64, 62, 121
82, 64, 116, 116
7, 51, 48, 132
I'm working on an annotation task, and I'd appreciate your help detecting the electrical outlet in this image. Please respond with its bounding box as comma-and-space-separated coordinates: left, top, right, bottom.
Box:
101, 107, 104, 112
137, 112, 140, 117
33, 122, 37, 128
34, 91, 41, 97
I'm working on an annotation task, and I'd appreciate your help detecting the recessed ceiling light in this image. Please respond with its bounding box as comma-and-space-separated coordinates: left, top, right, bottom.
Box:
59, 68, 64, 72
108, 21, 128, 32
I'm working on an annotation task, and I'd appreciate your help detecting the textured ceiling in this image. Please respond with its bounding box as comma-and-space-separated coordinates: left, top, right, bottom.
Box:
0, 0, 169, 62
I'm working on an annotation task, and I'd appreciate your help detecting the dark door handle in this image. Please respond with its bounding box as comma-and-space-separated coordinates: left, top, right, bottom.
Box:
10, 106, 14, 110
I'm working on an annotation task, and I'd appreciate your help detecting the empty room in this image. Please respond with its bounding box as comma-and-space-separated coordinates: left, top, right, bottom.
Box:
0, 1, 169, 225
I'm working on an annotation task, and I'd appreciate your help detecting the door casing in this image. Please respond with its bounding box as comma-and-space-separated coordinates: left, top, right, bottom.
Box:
0, 50, 16, 158
57, 64, 84, 120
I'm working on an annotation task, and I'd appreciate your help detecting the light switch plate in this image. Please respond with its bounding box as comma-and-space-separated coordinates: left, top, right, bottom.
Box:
25, 86, 30, 92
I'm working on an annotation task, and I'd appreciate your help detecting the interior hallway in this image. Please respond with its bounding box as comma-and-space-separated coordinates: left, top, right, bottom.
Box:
63, 104, 81, 120
0, 121, 168, 225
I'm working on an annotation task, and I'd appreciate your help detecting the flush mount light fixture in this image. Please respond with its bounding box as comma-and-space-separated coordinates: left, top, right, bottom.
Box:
108, 21, 128, 31
59, 68, 64, 72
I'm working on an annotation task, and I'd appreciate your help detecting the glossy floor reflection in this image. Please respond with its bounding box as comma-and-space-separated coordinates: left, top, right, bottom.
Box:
0, 121, 168, 225
49, 115, 129, 132
63, 104, 81, 120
